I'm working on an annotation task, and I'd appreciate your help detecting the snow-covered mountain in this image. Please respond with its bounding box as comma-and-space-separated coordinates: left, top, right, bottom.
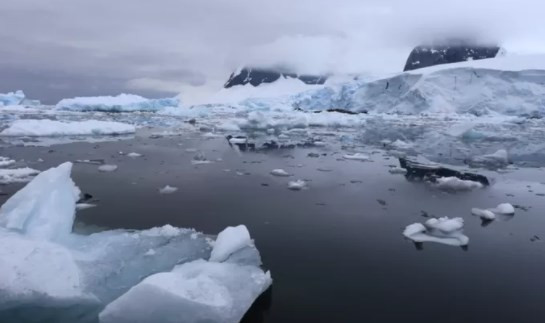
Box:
404, 42, 502, 71
224, 67, 327, 88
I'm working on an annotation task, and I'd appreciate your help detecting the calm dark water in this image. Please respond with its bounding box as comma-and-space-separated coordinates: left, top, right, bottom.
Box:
2, 134, 545, 323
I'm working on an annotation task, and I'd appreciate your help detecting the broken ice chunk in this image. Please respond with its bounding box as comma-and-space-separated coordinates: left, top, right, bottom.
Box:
126, 152, 142, 158
0, 167, 40, 184
210, 225, 252, 262
491, 203, 515, 215
76, 203, 97, 211
159, 185, 178, 194
403, 217, 469, 247
191, 152, 212, 165
0, 162, 79, 242
434, 177, 484, 191
288, 180, 307, 191
98, 164, 118, 172
270, 169, 290, 177
99, 259, 272, 323
343, 153, 371, 161
471, 208, 496, 220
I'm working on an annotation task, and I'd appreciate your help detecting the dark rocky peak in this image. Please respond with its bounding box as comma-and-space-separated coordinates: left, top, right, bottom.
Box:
224, 67, 327, 88
403, 41, 501, 72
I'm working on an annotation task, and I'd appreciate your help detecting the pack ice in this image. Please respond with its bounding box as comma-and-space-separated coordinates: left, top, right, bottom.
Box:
56, 93, 179, 112
0, 163, 271, 322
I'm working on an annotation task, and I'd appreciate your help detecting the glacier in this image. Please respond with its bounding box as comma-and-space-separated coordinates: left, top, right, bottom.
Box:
0, 163, 271, 322
56, 93, 180, 112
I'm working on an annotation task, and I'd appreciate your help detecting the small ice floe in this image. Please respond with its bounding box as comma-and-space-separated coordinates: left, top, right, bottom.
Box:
471, 208, 496, 220
75, 159, 105, 165
343, 153, 371, 161
126, 152, 142, 158
270, 169, 290, 177
0, 156, 15, 167
227, 136, 248, 144
98, 164, 118, 172
403, 217, 469, 247
159, 185, 178, 194
288, 180, 307, 191
191, 152, 212, 165
313, 141, 326, 147
0, 119, 136, 136
388, 167, 407, 175
434, 177, 484, 191
76, 203, 97, 210
0, 167, 40, 184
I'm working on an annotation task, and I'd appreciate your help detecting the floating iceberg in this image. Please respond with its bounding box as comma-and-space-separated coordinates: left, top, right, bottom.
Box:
403, 217, 469, 247
270, 169, 290, 177
0, 120, 136, 137
0, 90, 25, 106
0, 163, 271, 322
288, 180, 307, 191
471, 208, 496, 220
209, 225, 252, 262
159, 185, 178, 194
56, 94, 179, 112
468, 149, 509, 169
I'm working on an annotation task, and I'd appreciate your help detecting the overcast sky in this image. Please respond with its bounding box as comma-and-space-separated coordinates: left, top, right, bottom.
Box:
1, 0, 544, 103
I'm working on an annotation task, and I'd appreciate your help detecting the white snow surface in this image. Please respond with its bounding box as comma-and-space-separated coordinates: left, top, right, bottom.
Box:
99, 259, 272, 323
0, 167, 40, 184
0, 162, 80, 242
1, 120, 136, 137
56, 94, 179, 112
209, 225, 252, 263
403, 217, 469, 246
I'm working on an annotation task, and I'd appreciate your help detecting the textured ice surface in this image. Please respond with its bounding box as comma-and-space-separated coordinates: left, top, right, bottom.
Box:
0, 163, 79, 242
403, 217, 469, 246
0, 90, 25, 106
0, 162, 269, 322
1, 120, 136, 136
56, 94, 179, 112
491, 203, 515, 215
100, 226, 269, 323
99, 259, 272, 323
343, 153, 371, 161
0, 167, 40, 184
209, 225, 252, 262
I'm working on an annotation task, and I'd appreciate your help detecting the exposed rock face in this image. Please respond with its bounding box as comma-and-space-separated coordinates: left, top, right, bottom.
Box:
404, 43, 501, 71
224, 67, 327, 88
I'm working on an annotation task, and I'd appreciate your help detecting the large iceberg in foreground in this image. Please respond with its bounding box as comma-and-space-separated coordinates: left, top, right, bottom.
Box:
0, 90, 25, 106
56, 94, 179, 112
100, 226, 272, 323
0, 163, 271, 322
0, 120, 136, 137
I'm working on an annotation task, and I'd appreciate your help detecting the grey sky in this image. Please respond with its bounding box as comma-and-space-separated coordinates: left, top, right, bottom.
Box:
1, 0, 543, 103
